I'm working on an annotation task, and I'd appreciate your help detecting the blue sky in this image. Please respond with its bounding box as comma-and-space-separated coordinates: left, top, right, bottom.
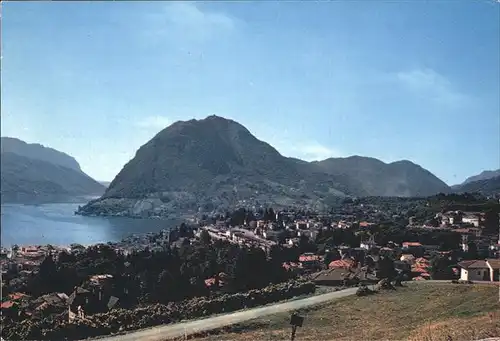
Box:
2, 1, 499, 184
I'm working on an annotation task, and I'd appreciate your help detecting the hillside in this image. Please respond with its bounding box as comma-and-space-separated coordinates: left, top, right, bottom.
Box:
182, 283, 499, 341
314, 156, 450, 197
1, 137, 82, 172
454, 175, 500, 196
462, 169, 500, 185
77, 115, 450, 217
1, 148, 105, 204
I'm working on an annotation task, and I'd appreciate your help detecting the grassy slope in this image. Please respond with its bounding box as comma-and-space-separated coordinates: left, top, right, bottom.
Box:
180, 283, 500, 341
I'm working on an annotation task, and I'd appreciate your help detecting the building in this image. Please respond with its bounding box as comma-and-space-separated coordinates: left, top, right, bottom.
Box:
400, 254, 416, 264
402, 242, 422, 249
458, 259, 500, 282
68, 275, 120, 322
360, 235, 376, 250
328, 259, 355, 269
462, 215, 480, 227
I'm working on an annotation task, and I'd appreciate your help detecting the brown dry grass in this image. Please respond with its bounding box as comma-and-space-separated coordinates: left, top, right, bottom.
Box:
176, 282, 500, 341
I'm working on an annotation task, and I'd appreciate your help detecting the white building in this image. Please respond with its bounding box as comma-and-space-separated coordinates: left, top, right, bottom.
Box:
458, 259, 500, 282
462, 215, 480, 227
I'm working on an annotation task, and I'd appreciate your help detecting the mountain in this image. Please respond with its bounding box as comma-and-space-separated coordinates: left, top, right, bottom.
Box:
99, 181, 111, 188
1, 138, 105, 203
313, 156, 450, 197
78, 115, 450, 218
1, 137, 82, 172
453, 175, 500, 196
462, 169, 500, 185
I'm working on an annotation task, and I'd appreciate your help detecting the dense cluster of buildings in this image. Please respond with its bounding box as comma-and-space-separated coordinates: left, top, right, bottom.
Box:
2, 199, 499, 328
0, 244, 68, 278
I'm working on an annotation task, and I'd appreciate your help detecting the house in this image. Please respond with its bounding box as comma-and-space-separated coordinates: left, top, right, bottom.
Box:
295, 221, 309, 230
312, 267, 375, 286
462, 215, 480, 227
31, 292, 68, 317
402, 242, 422, 249
299, 253, 322, 270
282, 262, 304, 274
360, 235, 377, 250
458, 259, 500, 282
400, 254, 416, 264
311, 268, 352, 286
394, 260, 411, 272
328, 259, 355, 269
68, 275, 120, 322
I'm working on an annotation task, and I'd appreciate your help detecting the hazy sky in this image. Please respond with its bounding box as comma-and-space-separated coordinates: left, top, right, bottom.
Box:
2, 1, 499, 184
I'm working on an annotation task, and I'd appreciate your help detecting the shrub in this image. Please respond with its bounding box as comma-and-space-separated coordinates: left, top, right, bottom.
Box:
4, 279, 316, 340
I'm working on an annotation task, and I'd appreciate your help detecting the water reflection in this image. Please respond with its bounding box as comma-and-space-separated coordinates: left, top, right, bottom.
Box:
1, 203, 179, 247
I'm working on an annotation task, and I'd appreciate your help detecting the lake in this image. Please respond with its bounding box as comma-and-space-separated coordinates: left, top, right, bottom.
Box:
0, 203, 178, 247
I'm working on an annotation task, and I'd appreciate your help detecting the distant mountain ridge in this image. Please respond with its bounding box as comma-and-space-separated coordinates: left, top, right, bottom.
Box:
1, 137, 82, 172
462, 169, 500, 185
453, 175, 500, 196
1, 137, 105, 203
78, 115, 451, 218
313, 156, 449, 198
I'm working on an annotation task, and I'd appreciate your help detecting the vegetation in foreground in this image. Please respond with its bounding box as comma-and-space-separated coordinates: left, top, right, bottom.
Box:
179, 283, 500, 341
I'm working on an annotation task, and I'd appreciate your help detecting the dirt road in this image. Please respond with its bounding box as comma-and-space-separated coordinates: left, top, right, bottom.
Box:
90, 286, 366, 341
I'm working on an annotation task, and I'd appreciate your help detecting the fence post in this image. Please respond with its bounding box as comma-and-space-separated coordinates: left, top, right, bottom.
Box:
290, 325, 297, 341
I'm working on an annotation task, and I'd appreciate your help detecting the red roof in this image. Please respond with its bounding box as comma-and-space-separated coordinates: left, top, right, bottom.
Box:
328, 259, 354, 269
415, 258, 430, 265
403, 242, 422, 247
299, 254, 321, 262
487, 259, 500, 269
458, 260, 488, 269
359, 221, 374, 227
204, 278, 216, 287
9, 293, 27, 301
412, 266, 429, 273
1, 301, 14, 309
452, 228, 470, 233
282, 262, 302, 270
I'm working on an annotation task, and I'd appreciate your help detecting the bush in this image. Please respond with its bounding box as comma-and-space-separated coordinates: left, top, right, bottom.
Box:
356, 285, 374, 297
4, 279, 316, 340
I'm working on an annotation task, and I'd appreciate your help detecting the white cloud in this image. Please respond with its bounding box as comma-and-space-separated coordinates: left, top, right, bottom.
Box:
136, 115, 171, 130
165, 3, 235, 32
252, 126, 343, 162
144, 3, 236, 43
396, 68, 470, 107
289, 142, 343, 161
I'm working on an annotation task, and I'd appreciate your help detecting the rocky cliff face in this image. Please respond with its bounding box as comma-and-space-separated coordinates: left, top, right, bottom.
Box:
77, 115, 451, 217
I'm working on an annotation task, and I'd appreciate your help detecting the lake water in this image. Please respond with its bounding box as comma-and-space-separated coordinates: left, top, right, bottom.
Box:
0, 203, 178, 247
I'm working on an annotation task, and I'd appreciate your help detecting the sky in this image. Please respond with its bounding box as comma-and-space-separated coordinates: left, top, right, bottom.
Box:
1, 1, 499, 185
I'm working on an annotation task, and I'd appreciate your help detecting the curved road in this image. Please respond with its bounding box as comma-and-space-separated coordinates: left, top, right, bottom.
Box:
90, 286, 367, 341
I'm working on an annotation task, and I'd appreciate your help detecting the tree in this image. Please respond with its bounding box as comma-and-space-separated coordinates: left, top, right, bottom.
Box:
377, 256, 396, 280
465, 241, 478, 259
430, 256, 454, 280
200, 230, 211, 245
324, 249, 341, 266
32, 255, 59, 294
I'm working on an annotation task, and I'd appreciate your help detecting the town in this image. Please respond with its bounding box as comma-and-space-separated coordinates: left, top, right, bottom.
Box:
1, 193, 500, 340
